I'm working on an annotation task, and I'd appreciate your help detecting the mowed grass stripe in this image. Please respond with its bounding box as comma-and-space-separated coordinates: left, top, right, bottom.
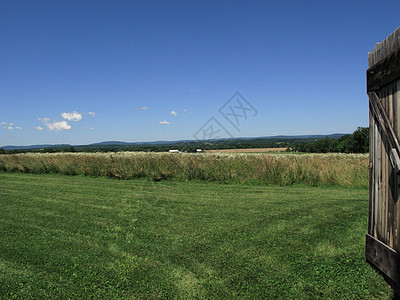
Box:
0, 173, 392, 298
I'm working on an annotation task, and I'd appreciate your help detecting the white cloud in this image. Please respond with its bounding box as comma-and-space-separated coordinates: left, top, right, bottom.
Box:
46, 120, 71, 131
184, 108, 188, 112
35, 110, 94, 132
61, 111, 82, 122
133, 106, 149, 111
1, 122, 23, 130
39, 117, 71, 131
158, 121, 170, 125
170, 110, 178, 116
39, 117, 50, 123
87, 127, 94, 130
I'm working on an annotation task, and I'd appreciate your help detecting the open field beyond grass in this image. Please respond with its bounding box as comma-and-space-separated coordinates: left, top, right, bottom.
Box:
0, 172, 392, 298
205, 148, 288, 153
0, 152, 368, 187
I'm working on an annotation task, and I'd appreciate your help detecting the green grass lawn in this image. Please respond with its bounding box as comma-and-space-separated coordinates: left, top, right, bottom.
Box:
0, 173, 392, 298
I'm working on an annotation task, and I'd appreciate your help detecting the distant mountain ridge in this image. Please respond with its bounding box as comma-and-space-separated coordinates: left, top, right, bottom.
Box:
1, 133, 346, 150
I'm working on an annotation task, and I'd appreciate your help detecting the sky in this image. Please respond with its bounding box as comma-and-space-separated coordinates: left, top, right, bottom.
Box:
1, 0, 400, 147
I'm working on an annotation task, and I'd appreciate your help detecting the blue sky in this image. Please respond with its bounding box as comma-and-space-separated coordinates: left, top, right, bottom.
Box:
1, 0, 399, 146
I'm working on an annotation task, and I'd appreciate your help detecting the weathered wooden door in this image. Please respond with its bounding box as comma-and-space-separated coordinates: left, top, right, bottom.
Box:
366, 27, 400, 292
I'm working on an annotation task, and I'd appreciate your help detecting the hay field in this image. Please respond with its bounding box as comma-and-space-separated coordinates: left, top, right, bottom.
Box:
0, 152, 368, 187
205, 148, 288, 153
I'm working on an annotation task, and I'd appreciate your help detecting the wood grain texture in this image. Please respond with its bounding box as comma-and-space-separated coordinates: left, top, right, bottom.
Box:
367, 27, 400, 291
368, 91, 400, 169
366, 234, 400, 291
367, 47, 400, 92
369, 84, 400, 250
368, 27, 400, 67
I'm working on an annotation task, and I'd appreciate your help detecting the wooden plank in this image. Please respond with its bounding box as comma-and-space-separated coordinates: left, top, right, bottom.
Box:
374, 121, 380, 238
396, 80, 400, 252
368, 91, 400, 173
378, 125, 383, 241
366, 233, 400, 291
368, 27, 400, 68
367, 47, 400, 92
377, 119, 382, 239
387, 87, 394, 247
384, 93, 398, 248
369, 110, 375, 236
376, 81, 400, 250
382, 134, 387, 243
367, 29, 400, 292
374, 117, 379, 238
382, 87, 389, 244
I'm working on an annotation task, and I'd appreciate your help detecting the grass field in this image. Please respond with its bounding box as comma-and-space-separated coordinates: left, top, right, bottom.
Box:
0, 172, 392, 298
205, 148, 288, 153
0, 152, 368, 187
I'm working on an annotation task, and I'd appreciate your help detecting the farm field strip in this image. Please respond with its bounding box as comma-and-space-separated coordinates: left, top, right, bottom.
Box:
205, 147, 288, 153
0, 172, 392, 298
0, 152, 369, 187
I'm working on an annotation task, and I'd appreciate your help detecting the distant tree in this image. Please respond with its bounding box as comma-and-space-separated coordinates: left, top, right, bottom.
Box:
352, 127, 369, 153
292, 127, 369, 154
60, 146, 76, 153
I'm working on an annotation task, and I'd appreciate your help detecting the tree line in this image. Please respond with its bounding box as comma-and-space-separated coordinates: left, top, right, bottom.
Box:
0, 127, 369, 154
291, 127, 369, 153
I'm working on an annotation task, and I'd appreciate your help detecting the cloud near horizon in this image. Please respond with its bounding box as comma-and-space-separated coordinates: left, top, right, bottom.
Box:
170, 110, 178, 116
46, 121, 71, 131
158, 121, 170, 125
39, 117, 71, 131
36, 111, 95, 131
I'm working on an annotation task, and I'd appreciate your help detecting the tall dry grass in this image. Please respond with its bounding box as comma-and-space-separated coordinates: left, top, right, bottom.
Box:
0, 152, 368, 187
